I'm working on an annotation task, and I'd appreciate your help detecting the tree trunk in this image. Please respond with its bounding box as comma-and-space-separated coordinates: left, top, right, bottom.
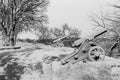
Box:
3, 31, 16, 46
10, 30, 16, 46
3, 34, 11, 46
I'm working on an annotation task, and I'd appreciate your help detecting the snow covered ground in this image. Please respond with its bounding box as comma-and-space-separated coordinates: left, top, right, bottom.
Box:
12, 44, 120, 80
1, 43, 120, 80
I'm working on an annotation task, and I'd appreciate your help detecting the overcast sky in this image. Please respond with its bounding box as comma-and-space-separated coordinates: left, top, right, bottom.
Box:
47, 0, 116, 37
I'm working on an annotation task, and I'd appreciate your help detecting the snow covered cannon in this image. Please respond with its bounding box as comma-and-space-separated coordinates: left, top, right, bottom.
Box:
61, 28, 107, 65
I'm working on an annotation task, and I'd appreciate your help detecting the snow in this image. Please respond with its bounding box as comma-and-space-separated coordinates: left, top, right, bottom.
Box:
17, 31, 38, 40
17, 47, 74, 64
3, 43, 120, 80
21, 71, 42, 80
15, 43, 120, 67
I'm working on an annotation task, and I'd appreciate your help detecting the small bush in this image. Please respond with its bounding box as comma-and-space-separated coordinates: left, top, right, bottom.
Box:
80, 74, 97, 80
35, 62, 43, 74
0, 52, 25, 80
4, 62, 25, 80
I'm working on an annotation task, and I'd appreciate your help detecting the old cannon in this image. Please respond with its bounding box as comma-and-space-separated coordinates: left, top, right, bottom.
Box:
52, 35, 69, 47
61, 28, 108, 65
52, 30, 80, 47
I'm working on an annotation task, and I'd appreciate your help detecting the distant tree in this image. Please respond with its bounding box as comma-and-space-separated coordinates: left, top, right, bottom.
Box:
47, 24, 81, 39
38, 26, 49, 39
62, 24, 81, 38
69, 28, 81, 38
0, 0, 49, 46
52, 28, 63, 38
48, 28, 54, 39
62, 23, 70, 36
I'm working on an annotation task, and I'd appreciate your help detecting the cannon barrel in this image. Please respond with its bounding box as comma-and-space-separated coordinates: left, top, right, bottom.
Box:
53, 35, 69, 43
73, 28, 107, 46
88, 28, 107, 40
94, 29, 107, 39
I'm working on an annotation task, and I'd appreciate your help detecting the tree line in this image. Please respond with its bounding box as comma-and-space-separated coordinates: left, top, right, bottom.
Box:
35, 23, 81, 39
0, 0, 81, 46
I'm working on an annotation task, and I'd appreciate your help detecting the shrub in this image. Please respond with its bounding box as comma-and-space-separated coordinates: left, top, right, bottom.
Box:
0, 52, 25, 80
35, 62, 43, 74
4, 62, 25, 80
80, 74, 97, 80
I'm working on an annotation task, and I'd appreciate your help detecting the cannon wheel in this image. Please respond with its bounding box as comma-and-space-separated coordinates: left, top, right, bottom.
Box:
88, 46, 105, 61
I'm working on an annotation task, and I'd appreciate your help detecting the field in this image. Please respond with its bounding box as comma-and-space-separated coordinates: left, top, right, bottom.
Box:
0, 42, 120, 80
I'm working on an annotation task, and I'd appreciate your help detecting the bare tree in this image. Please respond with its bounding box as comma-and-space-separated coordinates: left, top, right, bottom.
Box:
69, 28, 81, 38
90, 12, 119, 39
90, 4, 120, 57
38, 26, 49, 39
62, 23, 70, 36
61, 23, 81, 38
52, 28, 63, 39
0, 0, 49, 46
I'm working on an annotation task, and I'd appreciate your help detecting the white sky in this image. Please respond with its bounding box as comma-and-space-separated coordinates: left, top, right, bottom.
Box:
47, 0, 117, 37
